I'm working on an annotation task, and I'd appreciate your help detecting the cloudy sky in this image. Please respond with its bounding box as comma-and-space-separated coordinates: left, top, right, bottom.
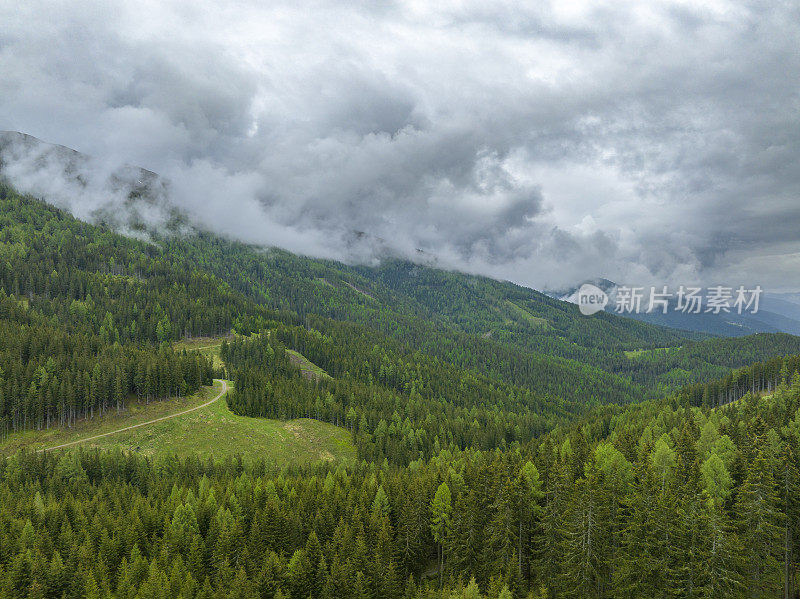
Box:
1, 0, 799, 291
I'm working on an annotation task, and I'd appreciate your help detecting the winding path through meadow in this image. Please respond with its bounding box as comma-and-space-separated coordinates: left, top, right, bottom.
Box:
41, 379, 228, 452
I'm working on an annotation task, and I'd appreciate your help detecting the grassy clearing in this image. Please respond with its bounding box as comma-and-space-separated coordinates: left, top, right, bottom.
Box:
174, 335, 231, 368
74, 392, 355, 464
504, 300, 550, 329
0, 382, 224, 456
286, 349, 330, 380
0, 380, 355, 465
624, 347, 674, 359
174, 336, 230, 351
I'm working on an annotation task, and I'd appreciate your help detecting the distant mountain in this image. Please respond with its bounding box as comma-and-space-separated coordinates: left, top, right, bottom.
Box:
0, 131, 186, 234
551, 280, 800, 337
769, 291, 800, 306
762, 293, 800, 322
552, 278, 619, 304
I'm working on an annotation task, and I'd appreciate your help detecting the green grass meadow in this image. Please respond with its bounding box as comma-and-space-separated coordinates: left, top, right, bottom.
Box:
1, 375, 355, 464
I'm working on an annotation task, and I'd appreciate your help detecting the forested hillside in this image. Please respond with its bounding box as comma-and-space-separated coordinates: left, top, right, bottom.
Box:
3, 0, 800, 593
163, 235, 659, 403
0, 187, 225, 438
2, 183, 800, 597
3, 182, 800, 438
0, 183, 638, 443
162, 230, 800, 402
223, 321, 578, 464
1, 365, 798, 598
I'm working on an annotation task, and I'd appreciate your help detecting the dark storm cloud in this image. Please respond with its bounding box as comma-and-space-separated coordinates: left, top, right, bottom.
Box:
1, 0, 799, 290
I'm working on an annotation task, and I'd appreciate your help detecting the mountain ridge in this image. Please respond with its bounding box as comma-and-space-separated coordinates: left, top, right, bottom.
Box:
552, 278, 800, 337
3, 133, 800, 404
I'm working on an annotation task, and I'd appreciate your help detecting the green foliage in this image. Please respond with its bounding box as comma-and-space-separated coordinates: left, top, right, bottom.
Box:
431, 482, 452, 544
160, 232, 800, 401
700, 452, 733, 506
651, 434, 676, 490
372, 484, 390, 516
223, 322, 581, 464
0, 381, 796, 598
2, 181, 800, 599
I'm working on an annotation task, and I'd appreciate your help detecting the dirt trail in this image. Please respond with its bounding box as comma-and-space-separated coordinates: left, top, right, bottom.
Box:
343, 281, 376, 300
40, 380, 228, 452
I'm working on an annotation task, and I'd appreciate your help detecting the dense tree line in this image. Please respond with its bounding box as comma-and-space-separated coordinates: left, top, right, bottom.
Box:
678, 353, 800, 408
0, 291, 212, 438
1, 374, 798, 598
0, 186, 237, 438
222, 325, 574, 465
0, 185, 279, 344
611, 334, 800, 393
162, 226, 800, 404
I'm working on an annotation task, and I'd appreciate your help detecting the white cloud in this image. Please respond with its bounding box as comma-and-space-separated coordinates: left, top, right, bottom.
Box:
1, 0, 798, 290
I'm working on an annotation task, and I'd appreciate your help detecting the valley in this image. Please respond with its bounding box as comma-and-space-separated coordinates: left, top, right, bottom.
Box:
2, 3, 799, 595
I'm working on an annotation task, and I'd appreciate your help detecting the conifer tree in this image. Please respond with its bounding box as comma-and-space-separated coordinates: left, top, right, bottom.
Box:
736, 448, 784, 596
431, 482, 452, 588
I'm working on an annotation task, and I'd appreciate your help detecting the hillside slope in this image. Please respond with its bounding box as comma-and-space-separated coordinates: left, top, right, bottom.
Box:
4, 173, 800, 422
8, 133, 800, 403
165, 233, 800, 399
1, 354, 798, 598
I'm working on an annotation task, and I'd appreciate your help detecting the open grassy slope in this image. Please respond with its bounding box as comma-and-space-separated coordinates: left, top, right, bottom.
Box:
286, 348, 331, 380
0, 380, 355, 464
72, 389, 354, 464
174, 336, 230, 368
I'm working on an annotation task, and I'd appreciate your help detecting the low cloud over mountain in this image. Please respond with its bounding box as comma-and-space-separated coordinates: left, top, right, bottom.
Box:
2, 1, 799, 290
